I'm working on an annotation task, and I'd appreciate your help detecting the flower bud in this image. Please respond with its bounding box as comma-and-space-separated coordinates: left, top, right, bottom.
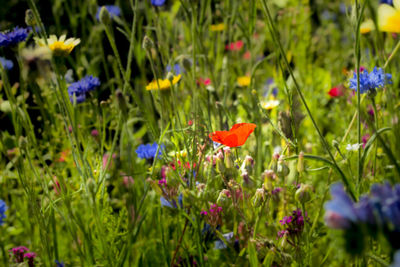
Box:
217, 189, 231, 206
295, 184, 313, 204
142, 35, 154, 50
297, 151, 304, 173
116, 89, 128, 115
276, 159, 290, 177
223, 147, 234, 169
99, 6, 111, 25
216, 155, 225, 174
241, 155, 254, 174
25, 9, 36, 27
252, 188, 266, 207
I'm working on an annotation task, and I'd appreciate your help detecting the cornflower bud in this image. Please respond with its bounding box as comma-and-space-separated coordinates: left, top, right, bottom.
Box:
99, 6, 111, 25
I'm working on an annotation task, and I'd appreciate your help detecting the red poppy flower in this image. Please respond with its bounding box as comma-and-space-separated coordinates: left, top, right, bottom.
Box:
328, 85, 345, 98
209, 123, 256, 147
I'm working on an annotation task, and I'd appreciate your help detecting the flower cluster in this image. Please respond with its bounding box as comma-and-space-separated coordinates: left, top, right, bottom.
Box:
201, 204, 223, 228
96, 5, 121, 21
68, 75, 100, 103
278, 209, 307, 243
349, 67, 392, 94
325, 182, 400, 256
0, 199, 7, 225
9, 246, 36, 266
136, 142, 165, 159
0, 57, 13, 70
0, 27, 30, 48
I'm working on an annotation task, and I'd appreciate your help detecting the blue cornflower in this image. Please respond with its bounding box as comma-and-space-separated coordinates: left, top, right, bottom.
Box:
166, 63, 182, 75
349, 67, 392, 94
151, 0, 166, 6
68, 75, 100, 104
55, 260, 65, 267
0, 199, 8, 226
96, 5, 121, 21
324, 183, 357, 229
0, 27, 30, 48
136, 142, 164, 159
0, 57, 13, 70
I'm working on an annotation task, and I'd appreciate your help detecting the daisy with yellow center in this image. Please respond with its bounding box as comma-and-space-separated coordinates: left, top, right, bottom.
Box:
261, 98, 280, 110
34, 35, 80, 56
237, 76, 251, 87
210, 23, 225, 32
146, 74, 181, 91
378, 0, 400, 33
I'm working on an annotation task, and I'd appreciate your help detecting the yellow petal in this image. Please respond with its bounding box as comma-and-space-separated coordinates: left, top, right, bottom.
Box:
394, 0, 400, 10
378, 4, 400, 33
360, 19, 375, 34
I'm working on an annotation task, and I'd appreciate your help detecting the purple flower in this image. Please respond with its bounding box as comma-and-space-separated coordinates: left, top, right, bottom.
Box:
0, 27, 30, 47
151, 0, 166, 6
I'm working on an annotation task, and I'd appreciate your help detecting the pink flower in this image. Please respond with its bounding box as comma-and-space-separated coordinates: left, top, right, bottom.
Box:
225, 40, 244, 51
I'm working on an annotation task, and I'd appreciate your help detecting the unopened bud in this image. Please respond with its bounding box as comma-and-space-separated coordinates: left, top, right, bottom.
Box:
223, 147, 234, 169
252, 188, 266, 207
241, 155, 254, 173
25, 9, 36, 27
277, 159, 290, 177
116, 89, 128, 115
295, 184, 313, 204
217, 189, 230, 206
142, 35, 154, 50
99, 6, 111, 25
297, 151, 304, 173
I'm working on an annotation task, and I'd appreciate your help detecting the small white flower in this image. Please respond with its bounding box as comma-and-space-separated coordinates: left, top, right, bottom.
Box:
346, 143, 362, 151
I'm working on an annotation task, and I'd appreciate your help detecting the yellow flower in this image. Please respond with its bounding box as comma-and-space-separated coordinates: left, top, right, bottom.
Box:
210, 23, 225, 32
146, 74, 181, 91
34, 35, 80, 56
237, 76, 251, 87
261, 99, 280, 110
360, 19, 375, 34
378, 0, 400, 33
